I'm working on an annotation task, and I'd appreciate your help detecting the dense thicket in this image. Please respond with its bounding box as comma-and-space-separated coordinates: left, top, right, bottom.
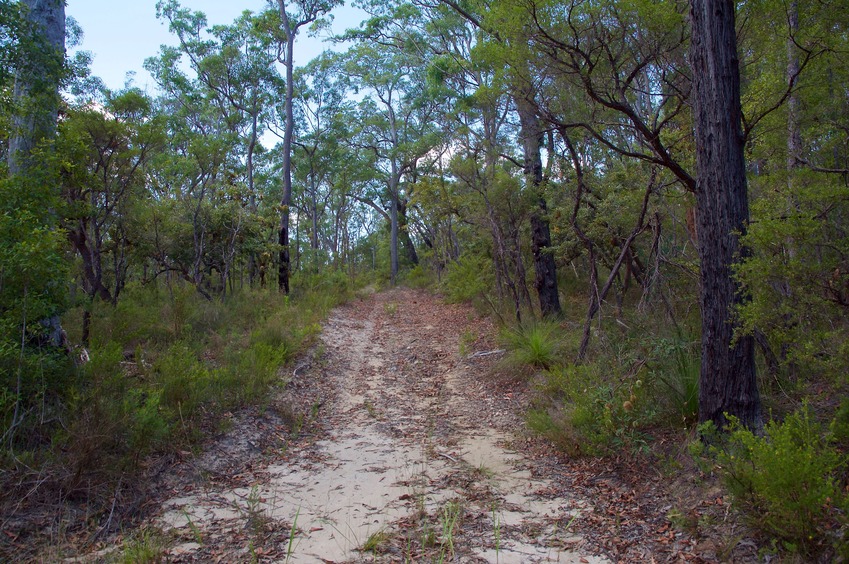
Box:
2, 0, 848, 557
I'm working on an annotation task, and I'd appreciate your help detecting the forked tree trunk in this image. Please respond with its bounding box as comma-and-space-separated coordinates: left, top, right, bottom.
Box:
690, 0, 762, 431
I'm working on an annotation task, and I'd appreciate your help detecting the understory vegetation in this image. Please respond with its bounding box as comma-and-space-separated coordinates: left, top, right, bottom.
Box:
0, 274, 353, 557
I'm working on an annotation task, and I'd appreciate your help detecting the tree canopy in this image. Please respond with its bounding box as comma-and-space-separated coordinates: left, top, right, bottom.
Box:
2, 0, 849, 554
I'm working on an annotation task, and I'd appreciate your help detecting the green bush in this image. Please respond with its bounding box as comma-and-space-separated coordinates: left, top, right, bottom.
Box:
440, 255, 492, 304
501, 321, 564, 371
155, 342, 213, 418
737, 176, 849, 379
528, 364, 653, 456
219, 342, 288, 407
696, 405, 848, 555
402, 264, 435, 289
125, 389, 169, 458
648, 335, 700, 425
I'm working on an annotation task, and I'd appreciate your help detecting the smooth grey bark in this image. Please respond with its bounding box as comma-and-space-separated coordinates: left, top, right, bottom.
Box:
275, 0, 308, 295
5, 0, 66, 446
8, 0, 65, 175
690, 0, 762, 431
388, 161, 401, 285
787, 1, 801, 175
274, 0, 338, 292
276, 3, 296, 295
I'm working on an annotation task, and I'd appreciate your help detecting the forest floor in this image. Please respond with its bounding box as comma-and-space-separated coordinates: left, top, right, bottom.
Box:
81, 287, 757, 563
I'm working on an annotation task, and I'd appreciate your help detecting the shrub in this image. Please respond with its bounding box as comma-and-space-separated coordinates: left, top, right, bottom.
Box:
219, 342, 288, 407
402, 264, 435, 289
501, 321, 564, 371
648, 335, 700, 425
695, 405, 848, 556
440, 255, 492, 304
528, 364, 653, 456
125, 389, 169, 459
737, 176, 849, 379
155, 342, 213, 419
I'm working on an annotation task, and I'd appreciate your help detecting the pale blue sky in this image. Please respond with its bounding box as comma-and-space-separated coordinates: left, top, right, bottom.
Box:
67, 1, 361, 93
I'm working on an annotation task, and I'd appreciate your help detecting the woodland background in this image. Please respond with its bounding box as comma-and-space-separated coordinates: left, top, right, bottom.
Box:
1, 0, 848, 559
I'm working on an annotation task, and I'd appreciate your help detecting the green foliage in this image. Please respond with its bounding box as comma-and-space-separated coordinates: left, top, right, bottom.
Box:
501, 320, 563, 371
401, 264, 435, 289
695, 405, 848, 555
2, 273, 352, 547
155, 341, 213, 419
647, 335, 700, 425
738, 175, 849, 379
528, 363, 652, 456
440, 255, 492, 304
119, 528, 167, 564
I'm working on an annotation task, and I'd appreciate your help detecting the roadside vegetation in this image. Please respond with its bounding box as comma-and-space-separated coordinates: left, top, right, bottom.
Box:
436, 242, 849, 559
2, 0, 848, 560
0, 273, 355, 558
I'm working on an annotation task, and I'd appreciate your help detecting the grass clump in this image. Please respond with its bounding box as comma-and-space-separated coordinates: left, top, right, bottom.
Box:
500, 320, 564, 372
693, 404, 849, 557
361, 530, 390, 554
647, 334, 700, 426
119, 528, 167, 563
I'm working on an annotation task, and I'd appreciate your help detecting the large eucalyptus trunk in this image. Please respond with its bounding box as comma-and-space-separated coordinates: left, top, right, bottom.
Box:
388, 174, 400, 285
8, 0, 66, 351
8, 0, 65, 175
690, 0, 762, 431
277, 2, 296, 295
514, 90, 562, 318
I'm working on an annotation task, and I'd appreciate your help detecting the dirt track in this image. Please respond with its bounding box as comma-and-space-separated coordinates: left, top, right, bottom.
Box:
150, 288, 607, 562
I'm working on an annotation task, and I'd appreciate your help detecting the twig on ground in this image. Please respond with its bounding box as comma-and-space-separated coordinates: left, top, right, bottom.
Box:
467, 349, 506, 359
438, 452, 460, 463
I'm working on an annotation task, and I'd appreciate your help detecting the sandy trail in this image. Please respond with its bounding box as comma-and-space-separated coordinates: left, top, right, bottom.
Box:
155, 288, 606, 563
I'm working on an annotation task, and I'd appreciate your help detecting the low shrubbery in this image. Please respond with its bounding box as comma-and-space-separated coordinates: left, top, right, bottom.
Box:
692, 405, 849, 557
526, 362, 654, 457
440, 254, 493, 306
501, 315, 699, 457
495, 305, 848, 558
0, 273, 354, 550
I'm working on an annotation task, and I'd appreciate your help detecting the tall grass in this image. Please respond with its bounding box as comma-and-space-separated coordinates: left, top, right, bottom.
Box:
500, 320, 565, 371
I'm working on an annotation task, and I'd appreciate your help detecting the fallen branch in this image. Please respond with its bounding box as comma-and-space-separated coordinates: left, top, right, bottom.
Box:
467, 349, 506, 359
438, 452, 460, 463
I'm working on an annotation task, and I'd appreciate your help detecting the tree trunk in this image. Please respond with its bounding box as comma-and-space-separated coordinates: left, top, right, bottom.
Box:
277, 9, 296, 295
389, 192, 399, 284
786, 1, 801, 176
247, 111, 259, 287
279, 211, 291, 294
388, 163, 401, 284
8, 0, 66, 351
514, 90, 562, 318
398, 198, 419, 267
7, 0, 65, 176
690, 0, 762, 431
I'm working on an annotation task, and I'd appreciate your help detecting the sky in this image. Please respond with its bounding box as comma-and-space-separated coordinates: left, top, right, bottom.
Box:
67, 1, 363, 94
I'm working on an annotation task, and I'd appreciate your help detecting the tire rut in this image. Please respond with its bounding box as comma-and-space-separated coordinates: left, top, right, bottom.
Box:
154, 288, 606, 563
